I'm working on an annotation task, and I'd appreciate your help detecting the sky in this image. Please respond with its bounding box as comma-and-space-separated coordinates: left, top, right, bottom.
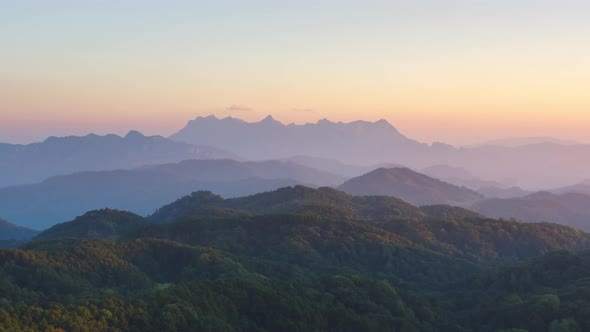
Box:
1, 0, 589, 145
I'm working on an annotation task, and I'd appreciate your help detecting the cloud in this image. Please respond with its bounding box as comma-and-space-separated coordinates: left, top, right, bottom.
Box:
225, 105, 252, 112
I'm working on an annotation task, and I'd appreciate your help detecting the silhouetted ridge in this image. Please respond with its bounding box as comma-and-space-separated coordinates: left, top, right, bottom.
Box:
170, 114, 420, 163
149, 185, 427, 224
123, 130, 145, 139
0, 131, 234, 187
0, 158, 343, 229
471, 191, 590, 231
34, 209, 149, 241
0, 218, 38, 241
338, 167, 483, 206
3, 184, 590, 331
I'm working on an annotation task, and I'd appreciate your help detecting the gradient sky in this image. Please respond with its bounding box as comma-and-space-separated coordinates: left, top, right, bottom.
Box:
1, 0, 589, 145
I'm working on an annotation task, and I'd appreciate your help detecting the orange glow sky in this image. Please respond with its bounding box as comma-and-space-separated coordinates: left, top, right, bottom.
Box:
1, 1, 589, 145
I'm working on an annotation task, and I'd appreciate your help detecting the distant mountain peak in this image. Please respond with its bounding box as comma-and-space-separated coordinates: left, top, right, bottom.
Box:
124, 130, 145, 139
375, 119, 393, 127
258, 115, 283, 125
316, 118, 334, 125
338, 167, 483, 206
169, 114, 420, 163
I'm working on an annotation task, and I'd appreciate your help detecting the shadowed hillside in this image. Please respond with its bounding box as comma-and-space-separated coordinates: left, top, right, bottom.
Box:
0, 131, 234, 187
471, 191, 590, 231
34, 209, 149, 241
338, 168, 483, 206
0, 218, 38, 247
146, 186, 590, 262
0, 159, 342, 229
1, 185, 590, 331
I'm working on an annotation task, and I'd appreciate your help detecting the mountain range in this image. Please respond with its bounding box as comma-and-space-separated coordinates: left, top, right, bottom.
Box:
170, 115, 590, 189
0, 130, 234, 187
3, 185, 590, 330
471, 191, 590, 231
469, 136, 581, 147
0, 159, 343, 229
171, 115, 425, 165
30, 185, 590, 264
4, 114, 590, 233
3, 114, 590, 190
553, 180, 590, 196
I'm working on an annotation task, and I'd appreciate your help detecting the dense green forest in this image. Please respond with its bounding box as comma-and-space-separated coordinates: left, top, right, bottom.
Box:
2, 186, 590, 331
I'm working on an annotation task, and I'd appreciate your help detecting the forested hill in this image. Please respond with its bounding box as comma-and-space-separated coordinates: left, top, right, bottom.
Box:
2, 185, 590, 331
148, 185, 426, 224
34, 209, 149, 241
146, 186, 590, 262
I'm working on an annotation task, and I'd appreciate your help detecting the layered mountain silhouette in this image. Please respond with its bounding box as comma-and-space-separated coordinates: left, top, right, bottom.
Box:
170, 115, 425, 164
3, 186, 590, 330
337, 167, 483, 206
552, 180, 590, 196
285, 155, 373, 178
420, 165, 530, 198
141, 185, 590, 263
0, 217, 38, 241
0, 159, 343, 229
149, 185, 426, 224
0, 131, 234, 187
169, 115, 590, 189
476, 185, 530, 199
471, 191, 590, 231
469, 136, 580, 147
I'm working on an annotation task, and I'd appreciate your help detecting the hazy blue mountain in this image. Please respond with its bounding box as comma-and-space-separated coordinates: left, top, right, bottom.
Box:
0, 159, 342, 229
0, 217, 38, 240
420, 164, 475, 180
420, 164, 529, 198
285, 156, 370, 178
477, 185, 531, 199
170, 115, 425, 164
420, 164, 505, 190
0, 131, 234, 187
338, 167, 483, 206
469, 136, 580, 147
471, 191, 590, 231
169, 115, 590, 189
552, 180, 590, 196
439, 142, 590, 189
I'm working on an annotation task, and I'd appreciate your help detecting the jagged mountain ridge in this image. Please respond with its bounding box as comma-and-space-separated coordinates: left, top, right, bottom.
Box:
0, 131, 234, 187
170, 115, 425, 164
169, 115, 590, 189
